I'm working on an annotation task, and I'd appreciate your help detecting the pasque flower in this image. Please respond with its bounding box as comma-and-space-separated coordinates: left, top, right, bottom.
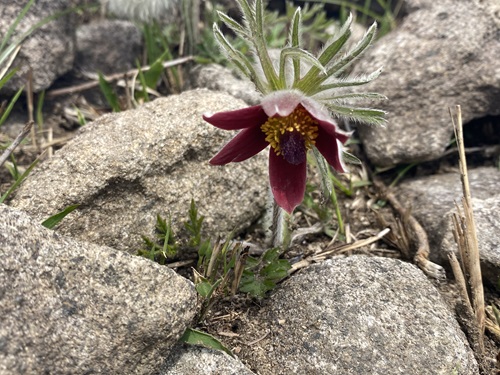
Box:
204, 90, 350, 213
205, 0, 385, 241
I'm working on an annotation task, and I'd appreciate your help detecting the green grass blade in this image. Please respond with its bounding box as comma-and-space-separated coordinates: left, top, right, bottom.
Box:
41, 204, 80, 229
0, 153, 42, 204
0, 0, 35, 55
0, 68, 18, 91
98, 72, 121, 112
180, 328, 233, 357
0, 86, 24, 127
0, 47, 20, 82
136, 62, 150, 103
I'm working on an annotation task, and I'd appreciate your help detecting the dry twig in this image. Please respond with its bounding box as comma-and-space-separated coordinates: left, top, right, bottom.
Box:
45, 56, 193, 98
373, 178, 446, 280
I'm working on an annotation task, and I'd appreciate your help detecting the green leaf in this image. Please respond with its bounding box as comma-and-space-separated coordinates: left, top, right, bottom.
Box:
261, 259, 291, 280
323, 22, 377, 80
5, 155, 20, 180
289, 7, 302, 82
239, 272, 272, 297
318, 68, 383, 92
327, 92, 388, 102
195, 280, 214, 298
342, 150, 362, 165
180, 328, 233, 357
97, 72, 121, 112
296, 13, 352, 93
212, 23, 265, 92
185, 199, 204, 247
324, 103, 387, 126
198, 239, 212, 265
143, 48, 172, 89
279, 47, 325, 87
317, 12, 353, 66
493, 304, 500, 325
41, 204, 80, 229
244, 255, 260, 269
312, 147, 334, 198
262, 247, 280, 263
217, 11, 248, 40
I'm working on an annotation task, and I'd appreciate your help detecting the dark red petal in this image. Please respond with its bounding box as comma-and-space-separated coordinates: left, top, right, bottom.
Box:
203, 105, 268, 130
210, 126, 268, 165
315, 126, 347, 173
269, 148, 307, 213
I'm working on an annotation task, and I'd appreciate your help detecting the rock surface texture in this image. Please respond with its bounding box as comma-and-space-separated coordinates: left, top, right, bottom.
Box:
10, 89, 268, 254
189, 64, 261, 105
240, 256, 478, 375
160, 345, 256, 375
0, 0, 79, 93
353, 0, 500, 166
398, 167, 500, 285
0, 204, 196, 375
76, 19, 142, 74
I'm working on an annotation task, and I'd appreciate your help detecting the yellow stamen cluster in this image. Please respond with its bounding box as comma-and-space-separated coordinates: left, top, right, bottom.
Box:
260, 107, 319, 155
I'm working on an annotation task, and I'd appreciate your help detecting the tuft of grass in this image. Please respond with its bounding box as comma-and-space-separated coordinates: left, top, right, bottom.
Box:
138, 199, 292, 307
137, 199, 293, 355
139, 214, 178, 265
447, 105, 486, 359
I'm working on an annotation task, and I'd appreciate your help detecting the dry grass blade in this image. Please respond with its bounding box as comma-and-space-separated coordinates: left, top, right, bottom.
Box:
288, 228, 391, 275
316, 227, 391, 259
0, 121, 34, 168
448, 105, 485, 356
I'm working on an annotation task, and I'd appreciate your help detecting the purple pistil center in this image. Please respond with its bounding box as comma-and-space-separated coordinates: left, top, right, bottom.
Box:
280, 132, 306, 165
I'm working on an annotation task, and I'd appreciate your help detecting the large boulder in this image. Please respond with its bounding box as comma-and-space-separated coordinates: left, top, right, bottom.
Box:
10, 89, 269, 254
239, 256, 478, 374
0, 0, 80, 93
0, 204, 196, 374
398, 167, 500, 285
75, 19, 142, 74
353, 0, 500, 166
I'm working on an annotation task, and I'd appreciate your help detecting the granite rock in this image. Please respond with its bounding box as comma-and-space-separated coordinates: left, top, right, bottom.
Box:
76, 19, 142, 74
0, 0, 80, 93
0, 204, 196, 375
10, 89, 268, 254
240, 256, 478, 374
353, 0, 500, 166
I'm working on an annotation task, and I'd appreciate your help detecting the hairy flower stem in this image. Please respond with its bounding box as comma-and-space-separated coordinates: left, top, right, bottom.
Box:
330, 182, 344, 235
272, 199, 290, 249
